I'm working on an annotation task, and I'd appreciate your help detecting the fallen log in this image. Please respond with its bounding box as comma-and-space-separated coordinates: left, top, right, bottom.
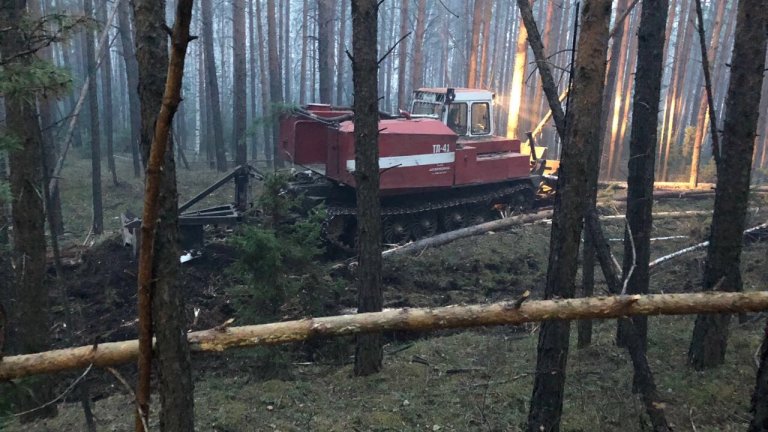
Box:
380, 209, 758, 259
649, 221, 768, 270
381, 209, 554, 258
3, 291, 768, 381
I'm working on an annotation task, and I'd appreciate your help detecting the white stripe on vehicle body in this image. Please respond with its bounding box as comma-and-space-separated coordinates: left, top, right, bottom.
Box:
346, 152, 455, 172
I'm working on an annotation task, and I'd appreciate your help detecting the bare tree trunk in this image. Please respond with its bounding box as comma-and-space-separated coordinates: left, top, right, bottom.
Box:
267, 0, 284, 167
201, 0, 227, 171
117, 0, 142, 177
98, 1, 118, 186
318, 0, 335, 104
233, 0, 248, 206
283, 0, 291, 102
0, 0, 56, 419
410, 0, 426, 92
336, 0, 348, 105
132, 0, 196, 430
689, 0, 728, 186
527, 2, 611, 431
396, 0, 410, 110
84, 0, 103, 234
467, 0, 484, 87
300, 0, 308, 104
616, 0, 669, 358
255, 0, 273, 163
351, 0, 383, 377
248, 0, 258, 157
688, 0, 768, 370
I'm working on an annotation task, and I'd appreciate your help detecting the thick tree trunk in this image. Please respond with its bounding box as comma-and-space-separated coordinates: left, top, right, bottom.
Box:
688, 0, 768, 370
117, 0, 142, 177
28, 0, 64, 236
97, 1, 118, 186
255, 0, 273, 163
283, 0, 291, 102
318, 0, 335, 104
410, 0, 426, 92
467, 0, 484, 87
267, 0, 284, 167
131, 0, 196, 430
84, 0, 103, 235
0, 0, 56, 418
527, 2, 611, 431
232, 0, 247, 207
351, 0, 383, 377
248, 0, 258, 157
616, 0, 669, 356
201, 0, 227, 171
299, 0, 308, 104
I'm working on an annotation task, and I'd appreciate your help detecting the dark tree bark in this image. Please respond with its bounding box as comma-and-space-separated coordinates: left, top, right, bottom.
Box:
131, 0, 195, 430
267, 0, 284, 167
84, 0, 103, 235
616, 0, 669, 359
248, 0, 258, 157
0, 0, 56, 419
351, 0, 383, 377
255, 0, 273, 162
233, 0, 247, 207
117, 0, 142, 177
201, 0, 227, 171
97, 1, 118, 186
526, 1, 612, 431
688, 0, 768, 370
28, 0, 64, 236
318, 0, 335, 104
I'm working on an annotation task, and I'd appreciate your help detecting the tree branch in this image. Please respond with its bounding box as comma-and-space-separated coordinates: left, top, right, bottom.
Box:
378, 31, 411, 65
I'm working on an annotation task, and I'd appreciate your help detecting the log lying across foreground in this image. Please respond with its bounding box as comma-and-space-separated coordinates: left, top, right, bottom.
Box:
2, 291, 768, 381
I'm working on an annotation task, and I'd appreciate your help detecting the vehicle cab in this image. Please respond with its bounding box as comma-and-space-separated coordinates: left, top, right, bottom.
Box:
410, 87, 495, 139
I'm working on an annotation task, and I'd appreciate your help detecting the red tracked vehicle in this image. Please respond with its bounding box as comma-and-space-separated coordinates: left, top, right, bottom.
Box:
278, 87, 547, 248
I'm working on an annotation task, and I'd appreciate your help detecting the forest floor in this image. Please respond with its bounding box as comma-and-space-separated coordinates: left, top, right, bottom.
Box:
2, 156, 768, 431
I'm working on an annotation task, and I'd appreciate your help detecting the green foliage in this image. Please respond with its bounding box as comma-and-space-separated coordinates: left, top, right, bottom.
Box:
0, 58, 71, 100
0, 134, 22, 153
229, 174, 337, 325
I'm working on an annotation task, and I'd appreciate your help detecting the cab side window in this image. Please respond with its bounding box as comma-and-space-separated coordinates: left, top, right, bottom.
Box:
471, 103, 490, 135
446, 103, 468, 135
